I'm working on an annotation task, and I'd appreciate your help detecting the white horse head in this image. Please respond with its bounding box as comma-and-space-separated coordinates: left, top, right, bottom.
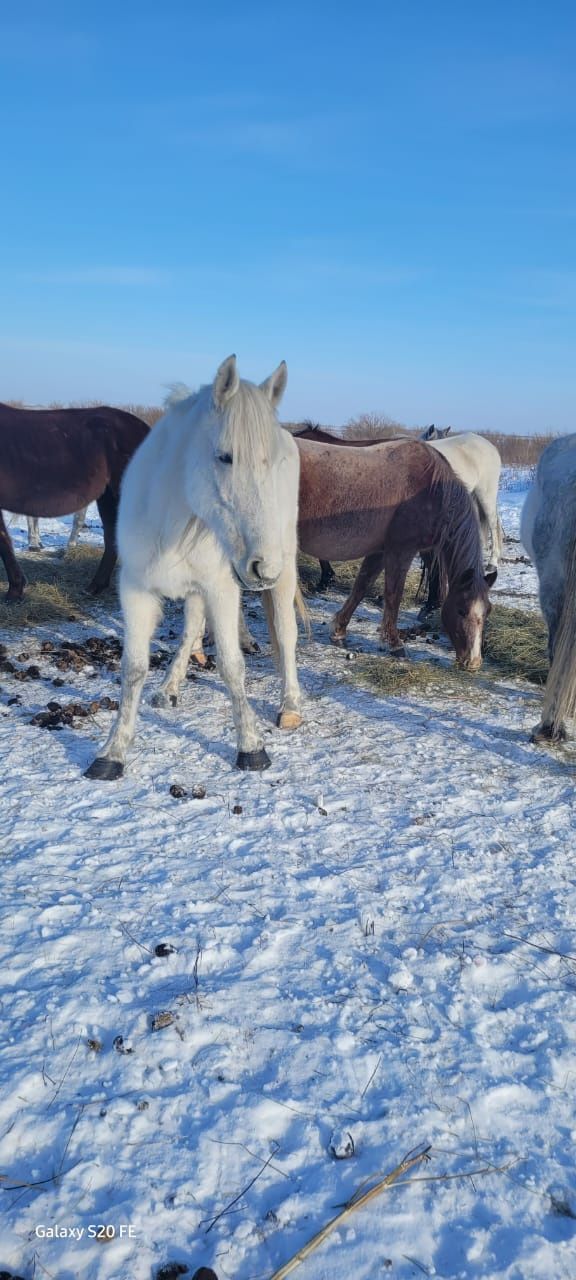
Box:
173, 355, 293, 590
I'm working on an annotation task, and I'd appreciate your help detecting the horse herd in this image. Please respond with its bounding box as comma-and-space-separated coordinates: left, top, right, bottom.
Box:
0, 357, 574, 773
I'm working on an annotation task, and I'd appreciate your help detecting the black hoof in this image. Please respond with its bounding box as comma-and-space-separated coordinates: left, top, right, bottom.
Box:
390, 645, 408, 659
84, 757, 124, 781
236, 749, 271, 771
530, 722, 568, 745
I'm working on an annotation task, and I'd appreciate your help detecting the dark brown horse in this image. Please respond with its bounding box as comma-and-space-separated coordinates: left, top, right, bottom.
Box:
295, 436, 496, 669
0, 403, 149, 600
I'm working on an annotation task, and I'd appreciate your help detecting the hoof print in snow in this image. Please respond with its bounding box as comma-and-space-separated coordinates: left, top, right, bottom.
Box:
191, 783, 207, 799
113, 1035, 134, 1054
151, 1010, 176, 1031
156, 1266, 189, 1280
192, 1270, 219, 1280
136, 1098, 150, 1111
232, 803, 243, 815
155, 942, 178, 958
329, 1128, 355, 1160
169, 783, 188, 799
86, 1037, 103, 1053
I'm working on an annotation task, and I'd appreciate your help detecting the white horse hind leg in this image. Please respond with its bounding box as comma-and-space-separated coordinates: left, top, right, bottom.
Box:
27, 517, 43, 550
152, 591, 206, 707
67, 507, 89, 550
239, 604, 260, 654
85, 582, 162, 779
206, 579, 270, 770
264, 562, 302, 730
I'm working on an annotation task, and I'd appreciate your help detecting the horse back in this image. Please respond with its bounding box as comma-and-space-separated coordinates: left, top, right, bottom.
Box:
0, 403, 149, 516
296, 436, 450, 559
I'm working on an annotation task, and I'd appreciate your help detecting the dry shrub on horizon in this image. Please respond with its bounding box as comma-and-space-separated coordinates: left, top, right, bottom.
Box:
4, 399, 557, 465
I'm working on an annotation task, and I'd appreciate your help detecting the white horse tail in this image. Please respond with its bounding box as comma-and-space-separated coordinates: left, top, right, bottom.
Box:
263, 581, 310, 663
541, 541, 576, 734
295, 582, 311, 637
495, 511, 505, 562
262, 590, 279, 663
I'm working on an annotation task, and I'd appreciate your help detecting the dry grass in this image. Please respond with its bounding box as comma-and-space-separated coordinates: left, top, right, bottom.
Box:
0, 547, 112, 629
348, 602, 548, 702
483, 604, 548, 685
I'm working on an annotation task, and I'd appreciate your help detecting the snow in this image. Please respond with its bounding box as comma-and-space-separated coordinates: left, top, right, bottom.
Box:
1, 477, 576, 1280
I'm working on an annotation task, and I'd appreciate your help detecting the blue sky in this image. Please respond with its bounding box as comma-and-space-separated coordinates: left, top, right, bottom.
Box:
1, 0, 575, 432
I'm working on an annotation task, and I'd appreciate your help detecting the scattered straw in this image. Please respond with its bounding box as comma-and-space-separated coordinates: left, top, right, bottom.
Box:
483, 605, 548, 685
269, 1145, 431, 1279
349, 654, 475, 700
0, 546, 114, 629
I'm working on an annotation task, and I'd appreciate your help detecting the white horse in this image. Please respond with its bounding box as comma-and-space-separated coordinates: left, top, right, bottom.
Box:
26, 508, 89, 551
426, 433, 503, 570
85, 355, 302, 780
521, 434, 576, 743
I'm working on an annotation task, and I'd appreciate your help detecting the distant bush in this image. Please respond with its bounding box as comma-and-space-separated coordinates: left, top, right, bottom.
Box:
3, 397, 558, 464
343, 412, 412, 439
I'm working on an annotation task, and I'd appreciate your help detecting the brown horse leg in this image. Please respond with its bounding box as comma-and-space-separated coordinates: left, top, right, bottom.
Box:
379, 550, 414, 656
0, 512, 27, 601
89, 488, 119, 593
317, 559, 335, 592
330, 551, 385, 646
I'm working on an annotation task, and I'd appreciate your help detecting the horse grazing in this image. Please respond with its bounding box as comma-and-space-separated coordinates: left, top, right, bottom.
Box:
295, 436, 496, 668
291, 424, 502, 603
0, 404, 149, 599
85, 356, 302, 781
521, 434, 576, 743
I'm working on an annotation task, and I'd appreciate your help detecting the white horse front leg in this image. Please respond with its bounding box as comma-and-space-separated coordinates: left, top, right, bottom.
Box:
206, 581, 270, 771
27, 517, 43, 550
152, 591, 206, 707
85, 583, 162, 780
266, 562, 302, 730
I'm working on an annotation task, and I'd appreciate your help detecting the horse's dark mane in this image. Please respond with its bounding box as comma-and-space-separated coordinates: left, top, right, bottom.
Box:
290, 420, 342, 439
428, 453, 485, 595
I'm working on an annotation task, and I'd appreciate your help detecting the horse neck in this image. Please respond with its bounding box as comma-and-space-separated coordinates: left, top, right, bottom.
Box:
439, 480, 484, 591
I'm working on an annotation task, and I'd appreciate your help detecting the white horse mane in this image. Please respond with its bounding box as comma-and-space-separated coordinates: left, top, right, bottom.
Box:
163, 382, 196, 409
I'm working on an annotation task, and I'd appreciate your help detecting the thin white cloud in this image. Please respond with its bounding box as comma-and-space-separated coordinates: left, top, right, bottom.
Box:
20, 267, 171, 287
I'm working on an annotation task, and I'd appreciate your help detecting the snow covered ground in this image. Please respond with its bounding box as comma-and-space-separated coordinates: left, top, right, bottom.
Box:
1, 478, 576, 1280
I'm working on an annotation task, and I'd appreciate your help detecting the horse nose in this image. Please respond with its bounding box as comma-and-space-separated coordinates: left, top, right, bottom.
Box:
458, 655, 483, 673
248, 558, 279, 586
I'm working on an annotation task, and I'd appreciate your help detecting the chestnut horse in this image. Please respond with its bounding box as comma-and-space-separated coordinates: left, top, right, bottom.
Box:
0, 404, 149, 600
292, 423, 501, 608
296, 436, 496, 669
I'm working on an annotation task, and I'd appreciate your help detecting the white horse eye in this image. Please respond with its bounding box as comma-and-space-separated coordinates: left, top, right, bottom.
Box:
218, 452, 233, 465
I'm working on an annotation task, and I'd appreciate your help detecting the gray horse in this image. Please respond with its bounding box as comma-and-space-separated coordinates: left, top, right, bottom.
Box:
521, 434, 576, 742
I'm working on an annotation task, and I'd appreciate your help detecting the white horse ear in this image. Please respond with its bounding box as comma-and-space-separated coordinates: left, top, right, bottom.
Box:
260, 361, 288, 408
213, 355, 240, 409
